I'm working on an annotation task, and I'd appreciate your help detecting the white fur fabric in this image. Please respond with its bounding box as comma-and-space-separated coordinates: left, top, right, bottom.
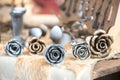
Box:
0, 50, 119, 80
14, 55, 98, 80
0, 56, 16, 80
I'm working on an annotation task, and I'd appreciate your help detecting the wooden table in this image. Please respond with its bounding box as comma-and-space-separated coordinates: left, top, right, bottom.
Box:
93, 2, 120, 79
93, 54, 120, 79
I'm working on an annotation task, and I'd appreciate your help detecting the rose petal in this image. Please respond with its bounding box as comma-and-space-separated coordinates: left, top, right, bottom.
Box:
96, 42, 108, 53
33, 42, 40, 50
30, 38, 38, 44
96, 39, 107, 50
99, 34, 113, 47
94, 29, 106, 36
37, 40, 45, 52
90, 35, 98, 47
85, 36, 92, 45
29, 44, 36, 53
90, 46, 101, 55
99, 48, 110, 58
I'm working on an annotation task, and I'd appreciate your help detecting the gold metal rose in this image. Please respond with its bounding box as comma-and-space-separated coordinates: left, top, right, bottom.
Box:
26, 37, 45, 55
87, 29, 113, 58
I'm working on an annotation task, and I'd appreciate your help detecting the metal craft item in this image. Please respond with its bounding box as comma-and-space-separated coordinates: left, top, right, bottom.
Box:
89, 29, 113, 58
10, 7, 26, 37
71, 41, 91, 60
44, 44, 66, 65
26, 37, 46, 55
4, 36, 24, 57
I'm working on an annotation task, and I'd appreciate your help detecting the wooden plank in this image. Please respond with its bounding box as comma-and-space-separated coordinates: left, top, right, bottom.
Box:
93, 1, 120, 79
93, 54, 120, 79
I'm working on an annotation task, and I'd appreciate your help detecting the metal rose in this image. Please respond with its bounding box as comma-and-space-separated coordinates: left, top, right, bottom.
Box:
71, 41, 91, 60
44, 44, 66, 65
26, 37, 45, 55
5, 39, 23, 57
89, 29, 113, 58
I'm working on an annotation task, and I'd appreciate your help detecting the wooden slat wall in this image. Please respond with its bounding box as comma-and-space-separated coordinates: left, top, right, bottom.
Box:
60, 0, 120, 34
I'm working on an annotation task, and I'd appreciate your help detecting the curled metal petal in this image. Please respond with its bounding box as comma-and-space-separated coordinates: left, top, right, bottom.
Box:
90, 35, 98, 47
5, 38, 24, 57
71, 41, 91, 60
26, 37, 45, 55
89, 29, 113, 58
44, 44, 66, 65
93, 29, 106, 36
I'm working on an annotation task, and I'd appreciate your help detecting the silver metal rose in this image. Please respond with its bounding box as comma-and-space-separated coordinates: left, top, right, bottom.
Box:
71, 41, 91, 60
5, 37, 24, 57
26, 37, 45, 55
44, 44, 66, 65
89, 29, 113, 58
